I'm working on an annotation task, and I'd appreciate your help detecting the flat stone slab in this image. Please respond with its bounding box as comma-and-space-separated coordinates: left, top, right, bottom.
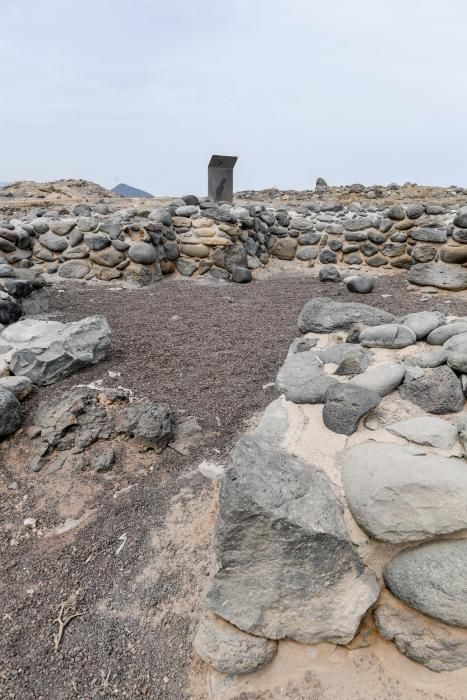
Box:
359, 324, 416, 349
206, 434, 379, 644
343, 441, 467, 543
297, 297, 394, 333
275, 350, 338, 404
350, 362, 405, 396
386, 416, 458, 449
399, 365, 465, 414
375, 594, 467, 672
408, 263, 467, 290
323, 384, 380, 435
384, 540, 467, 627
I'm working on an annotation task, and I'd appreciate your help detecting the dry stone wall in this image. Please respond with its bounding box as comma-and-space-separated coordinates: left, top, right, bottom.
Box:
3, 196, 467, 288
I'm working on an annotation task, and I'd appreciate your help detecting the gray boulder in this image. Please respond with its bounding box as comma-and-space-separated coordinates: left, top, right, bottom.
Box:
39, 232, 68, 252
399, 311, 446, 340
343, 441, 467, 543
206, 435, 379, 644
399, 365, 464, 414
408, 263, 467, 290
298, 297, 394, 333
5, 316, 111, 386
350, 362, 405, 396
115, 401, 175, 451
58, 260, 90, 279
128, 242, 157, 265
384, 541, 467, 627
410, 226, 447, 243
375, 595, 467, 672
346, 276, 374, 294
444, 331, 467, 354
275, 350, 338, 404
427, 321, 467, 345
0, 387, 22, 437
386, 416, 458, 449
359, 324, 416, 349
323, 384, 380, 435
194, 613, 278, 675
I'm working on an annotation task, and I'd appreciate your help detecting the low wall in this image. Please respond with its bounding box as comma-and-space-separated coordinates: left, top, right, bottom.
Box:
2, 197, 467, 286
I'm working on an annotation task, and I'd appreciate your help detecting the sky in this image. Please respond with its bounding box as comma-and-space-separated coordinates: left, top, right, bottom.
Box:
2, 0, 467, 195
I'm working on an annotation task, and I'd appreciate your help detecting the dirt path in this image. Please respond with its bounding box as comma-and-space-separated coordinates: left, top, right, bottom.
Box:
1, 273, 466, 699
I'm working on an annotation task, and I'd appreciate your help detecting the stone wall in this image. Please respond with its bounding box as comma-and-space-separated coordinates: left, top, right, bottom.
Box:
2, 196, 467, 287
195, 298, 467, 679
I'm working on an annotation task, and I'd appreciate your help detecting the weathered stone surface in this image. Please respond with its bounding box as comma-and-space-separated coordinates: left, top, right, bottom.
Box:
316, 343, 369, 366
0, 387, 22, 437
408, 263, 467, 290
194, 613, 278, 675
298, 297, 394, 333
231, 267, 252, 283
89, 247, 125, 267
39, 232, 68, 252
399, 311, 446, 340
427, 321, 467, 345
440, 245, 467, 264
447, 352, 467, 374
319, 267, 341, 282
0, 375, 33, 400
58, 260, 90, 279
6, 316, 111, 386
176, 257, 198, 276
384, 541, 467, 627
375, 594, 467, 672
128, 242, 157, 265
271, 237, 297, 260
359, 324, 416, 349
223, 242, 248, 271
115, 401, 175, 451
83, 233, 110, 250
350, 362, 405, 396
334, 352, 369, 375
275, 350, 337, 404
399, 365, 464, 414
296, 246, 318, 261
49, 219, 76, 236
444, 331, 467, 354
411, 243, 436, 263
410, 226, 447, 243
323, 384, 380, 435
179, 243, 210, 258
343, 441, 467, 543
206, 435, 379, 644
386, 416, 458, 449
404, 350, 448, 368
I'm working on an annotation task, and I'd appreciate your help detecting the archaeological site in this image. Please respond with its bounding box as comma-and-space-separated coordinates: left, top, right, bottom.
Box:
2, 175, 467, 699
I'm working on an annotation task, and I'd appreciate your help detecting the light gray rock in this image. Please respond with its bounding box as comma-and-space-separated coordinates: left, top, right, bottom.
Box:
176, 257, 198, 276
404, 350, 448, 368
39, 232, 68, 252
297, 297, 394, 333
408, 263, 467, 290
49, 219, 76, 236
400, 365, 464, 414
343, 441, 467, 542
6, 316, 111, 386
0, 375, 33, 400
386, 416, 458, 449
206, 435, 379, 644
253, 398, 289, 445
444, 331, 467, 355
323, 384, 380, 435
0, 387, 22, 436
316, 343, 369, 365
350, 363, 405, 396
427, 321, 467, 345
359, 324, 416, 349
128, 242, 157, 265
399, 311, 446, 340
375, 594, 467, 672
58, 260, 90, 279
410, 226, 447, 243
194, 613, 278, 675
447, 352, 467, 374
384, 541, 467, 627
275, 350, 338, 404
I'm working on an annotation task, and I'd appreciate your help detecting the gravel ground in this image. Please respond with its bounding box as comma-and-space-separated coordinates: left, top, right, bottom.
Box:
1, 272, 466, 700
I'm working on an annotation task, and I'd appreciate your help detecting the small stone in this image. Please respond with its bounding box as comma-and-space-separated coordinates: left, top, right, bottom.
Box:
346, 276, 374, 294
400, 365, 465, 414
318, 267, 340, 282
359, 324, 416, 349
23, 517, 37, 529
323, 384, 380, 435
231, 267, 252, 283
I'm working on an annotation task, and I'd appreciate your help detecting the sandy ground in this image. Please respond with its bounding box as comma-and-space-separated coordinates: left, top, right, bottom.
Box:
1, 271, 467, 699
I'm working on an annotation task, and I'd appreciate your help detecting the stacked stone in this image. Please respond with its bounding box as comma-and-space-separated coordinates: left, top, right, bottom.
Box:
196, 298, 467, 677
4, 197, 467, 287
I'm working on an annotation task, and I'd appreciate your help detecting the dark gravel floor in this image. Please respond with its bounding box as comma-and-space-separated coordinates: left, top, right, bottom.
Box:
1, 272, 466, 700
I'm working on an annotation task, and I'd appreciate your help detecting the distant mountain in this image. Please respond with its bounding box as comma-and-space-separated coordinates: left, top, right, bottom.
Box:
112, 183, 154, 198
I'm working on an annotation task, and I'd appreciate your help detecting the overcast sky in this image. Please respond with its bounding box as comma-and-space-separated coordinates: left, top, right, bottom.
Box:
2, 0, 467, 195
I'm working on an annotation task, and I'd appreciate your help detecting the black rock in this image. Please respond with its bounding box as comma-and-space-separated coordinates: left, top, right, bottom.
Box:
319, 267, 341, 282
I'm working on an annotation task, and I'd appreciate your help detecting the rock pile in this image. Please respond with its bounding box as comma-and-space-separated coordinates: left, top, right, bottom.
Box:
196, 297, 467, 677
3, 197, 467, 286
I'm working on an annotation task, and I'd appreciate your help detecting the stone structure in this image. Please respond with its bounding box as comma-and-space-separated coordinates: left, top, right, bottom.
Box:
196, 298, 467, 679
3, 197, 467, 287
